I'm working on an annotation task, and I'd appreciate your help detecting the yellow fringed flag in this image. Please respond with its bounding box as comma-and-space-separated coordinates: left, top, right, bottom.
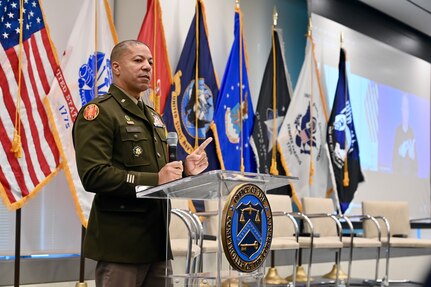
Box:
45, 0, 118, 226
251, 25, 292, 177
0, 0, 61, 210
137, 0, 172, 114
277, 28, 332, 211
327, 47, 364, 214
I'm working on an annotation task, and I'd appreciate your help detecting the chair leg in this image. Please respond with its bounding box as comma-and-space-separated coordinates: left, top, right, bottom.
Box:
335, 249, 341, 286
292, 248, 299, 287
306, 247, 313, 287
347, 243, 353, 287
382, 243, 391, 287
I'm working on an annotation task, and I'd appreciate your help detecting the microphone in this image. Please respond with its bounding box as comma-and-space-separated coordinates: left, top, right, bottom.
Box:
166, 132, 178, 162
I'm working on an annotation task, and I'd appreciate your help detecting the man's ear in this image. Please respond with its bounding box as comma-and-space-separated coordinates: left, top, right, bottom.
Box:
112, 61, 120, 76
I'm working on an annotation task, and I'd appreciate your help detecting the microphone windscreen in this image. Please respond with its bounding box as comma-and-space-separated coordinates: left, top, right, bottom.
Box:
167, 132, 178, 146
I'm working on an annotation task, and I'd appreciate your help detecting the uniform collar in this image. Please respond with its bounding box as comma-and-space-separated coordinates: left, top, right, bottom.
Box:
109, 85, 151, 124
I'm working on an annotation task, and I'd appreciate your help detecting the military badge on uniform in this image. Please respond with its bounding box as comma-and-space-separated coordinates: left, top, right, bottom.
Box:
125, 115, 135, 125
133, 146, 143, 157
83, 104, 99, 121
151, 111, 165, 128
221, 183, 272, 273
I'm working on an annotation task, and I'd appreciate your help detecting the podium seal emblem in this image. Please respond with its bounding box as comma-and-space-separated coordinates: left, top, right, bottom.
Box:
221, 183, 273, 273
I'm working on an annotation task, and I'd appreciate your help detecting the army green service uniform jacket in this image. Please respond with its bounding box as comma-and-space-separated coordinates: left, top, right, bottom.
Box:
73, 84, 172, 264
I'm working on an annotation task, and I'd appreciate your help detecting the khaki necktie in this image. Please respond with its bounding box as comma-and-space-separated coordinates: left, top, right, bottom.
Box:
137, 99, 145, 111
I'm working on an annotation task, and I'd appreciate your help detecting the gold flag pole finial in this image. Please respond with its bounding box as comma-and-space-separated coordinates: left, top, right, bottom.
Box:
340, 32, 344, 47
273, 6, 278, 26
236, 0, 240, 9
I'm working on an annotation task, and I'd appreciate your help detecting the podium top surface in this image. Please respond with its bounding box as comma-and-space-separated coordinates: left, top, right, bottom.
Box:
136, 170, 296, 200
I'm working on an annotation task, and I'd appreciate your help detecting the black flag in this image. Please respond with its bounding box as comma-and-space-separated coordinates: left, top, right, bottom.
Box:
252, 28, 292, 174
251, 27, 293, 194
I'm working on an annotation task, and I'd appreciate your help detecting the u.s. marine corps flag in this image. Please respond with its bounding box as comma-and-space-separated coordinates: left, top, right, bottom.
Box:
163, 0, 220, 171
211, 4, 256, 173
327, 47, 364, 214
277, 31, 332, 211
46, 0, 118, 226
137, 0, 172, 114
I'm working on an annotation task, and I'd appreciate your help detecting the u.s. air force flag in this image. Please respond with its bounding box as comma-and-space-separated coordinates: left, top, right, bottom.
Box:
163, 0, 219, 171
46, 0, 117, 226
327, 47, 364, 214
211, 5, 256, 173
278, 34, 331, 210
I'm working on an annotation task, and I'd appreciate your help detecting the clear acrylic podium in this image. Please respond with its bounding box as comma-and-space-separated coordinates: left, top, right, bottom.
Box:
136, 170, 293, 286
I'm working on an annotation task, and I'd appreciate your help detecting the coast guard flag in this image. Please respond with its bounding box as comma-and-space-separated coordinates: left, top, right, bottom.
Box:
46, 0, 117, 225
137, 0, 172, 114
163, 0, 219, 172
327, 47, 364, 214
0, 0, 60, 209
278, 34, 331, 210
211, 6, 256, 172
251, 27, 292, 175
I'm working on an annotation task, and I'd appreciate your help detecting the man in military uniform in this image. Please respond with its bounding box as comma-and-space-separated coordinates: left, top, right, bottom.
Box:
73, 40, 210, 287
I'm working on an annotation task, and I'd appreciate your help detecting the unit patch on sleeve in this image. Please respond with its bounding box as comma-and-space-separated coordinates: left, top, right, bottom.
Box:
83, 104, 100, 121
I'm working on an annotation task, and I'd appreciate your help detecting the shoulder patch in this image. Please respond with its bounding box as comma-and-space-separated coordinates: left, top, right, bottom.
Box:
83, 104, 99, 121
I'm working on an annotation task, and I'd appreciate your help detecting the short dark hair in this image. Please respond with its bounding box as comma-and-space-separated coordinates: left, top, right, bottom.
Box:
110, 40, 150, 62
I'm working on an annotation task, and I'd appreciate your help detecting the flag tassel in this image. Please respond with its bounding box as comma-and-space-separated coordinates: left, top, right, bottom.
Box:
309, 160, 314, 185
10, 130, 23, 158
270, 160, 279, 175
343, 162, 349, 187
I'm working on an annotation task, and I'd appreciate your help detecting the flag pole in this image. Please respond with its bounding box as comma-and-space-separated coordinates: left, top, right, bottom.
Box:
153, 0, 159, 113
14, 209, 21, 287
75, 226, 88, 287
269, 7, 279, 176
194, 0, 200, 149
264, 7, 288, 286
237, 0, 245, 174
341, 32, 350, 188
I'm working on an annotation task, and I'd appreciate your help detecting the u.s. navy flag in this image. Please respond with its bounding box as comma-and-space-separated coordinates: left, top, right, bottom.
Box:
211, 5, 256, 173
46, 0, 118, 225
0, 0, 60, 209
278, 33, 331, 210
251, 27, 292, 175
327, 47, 364, 214
137, 0, 172, 114
163, 0, 219, 171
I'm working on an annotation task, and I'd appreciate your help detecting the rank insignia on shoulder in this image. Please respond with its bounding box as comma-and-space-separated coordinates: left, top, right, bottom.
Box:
125, 115, 135, 125
151, 111, 165, 128
83, 104, 99, 121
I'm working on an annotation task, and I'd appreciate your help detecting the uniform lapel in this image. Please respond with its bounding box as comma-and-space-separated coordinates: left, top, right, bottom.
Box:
109, 85, 150, 124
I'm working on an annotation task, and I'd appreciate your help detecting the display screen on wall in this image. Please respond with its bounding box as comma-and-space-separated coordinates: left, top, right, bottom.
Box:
312, 13, 430, 219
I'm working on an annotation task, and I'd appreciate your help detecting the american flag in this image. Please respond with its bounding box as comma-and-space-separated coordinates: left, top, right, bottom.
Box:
0, 0, 60, 209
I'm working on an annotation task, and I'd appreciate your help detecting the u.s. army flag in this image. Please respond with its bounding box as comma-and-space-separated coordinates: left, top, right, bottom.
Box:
46, 0, 118, 226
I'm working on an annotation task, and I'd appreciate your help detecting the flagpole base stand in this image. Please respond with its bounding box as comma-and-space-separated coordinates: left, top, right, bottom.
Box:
286, 265, 311, 282
75, 283, 88, 287
264, 267, 288, 285
322, 264, 348, 280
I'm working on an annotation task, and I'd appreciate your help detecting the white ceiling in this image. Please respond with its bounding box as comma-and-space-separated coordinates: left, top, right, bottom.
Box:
359, 0, 431, 37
